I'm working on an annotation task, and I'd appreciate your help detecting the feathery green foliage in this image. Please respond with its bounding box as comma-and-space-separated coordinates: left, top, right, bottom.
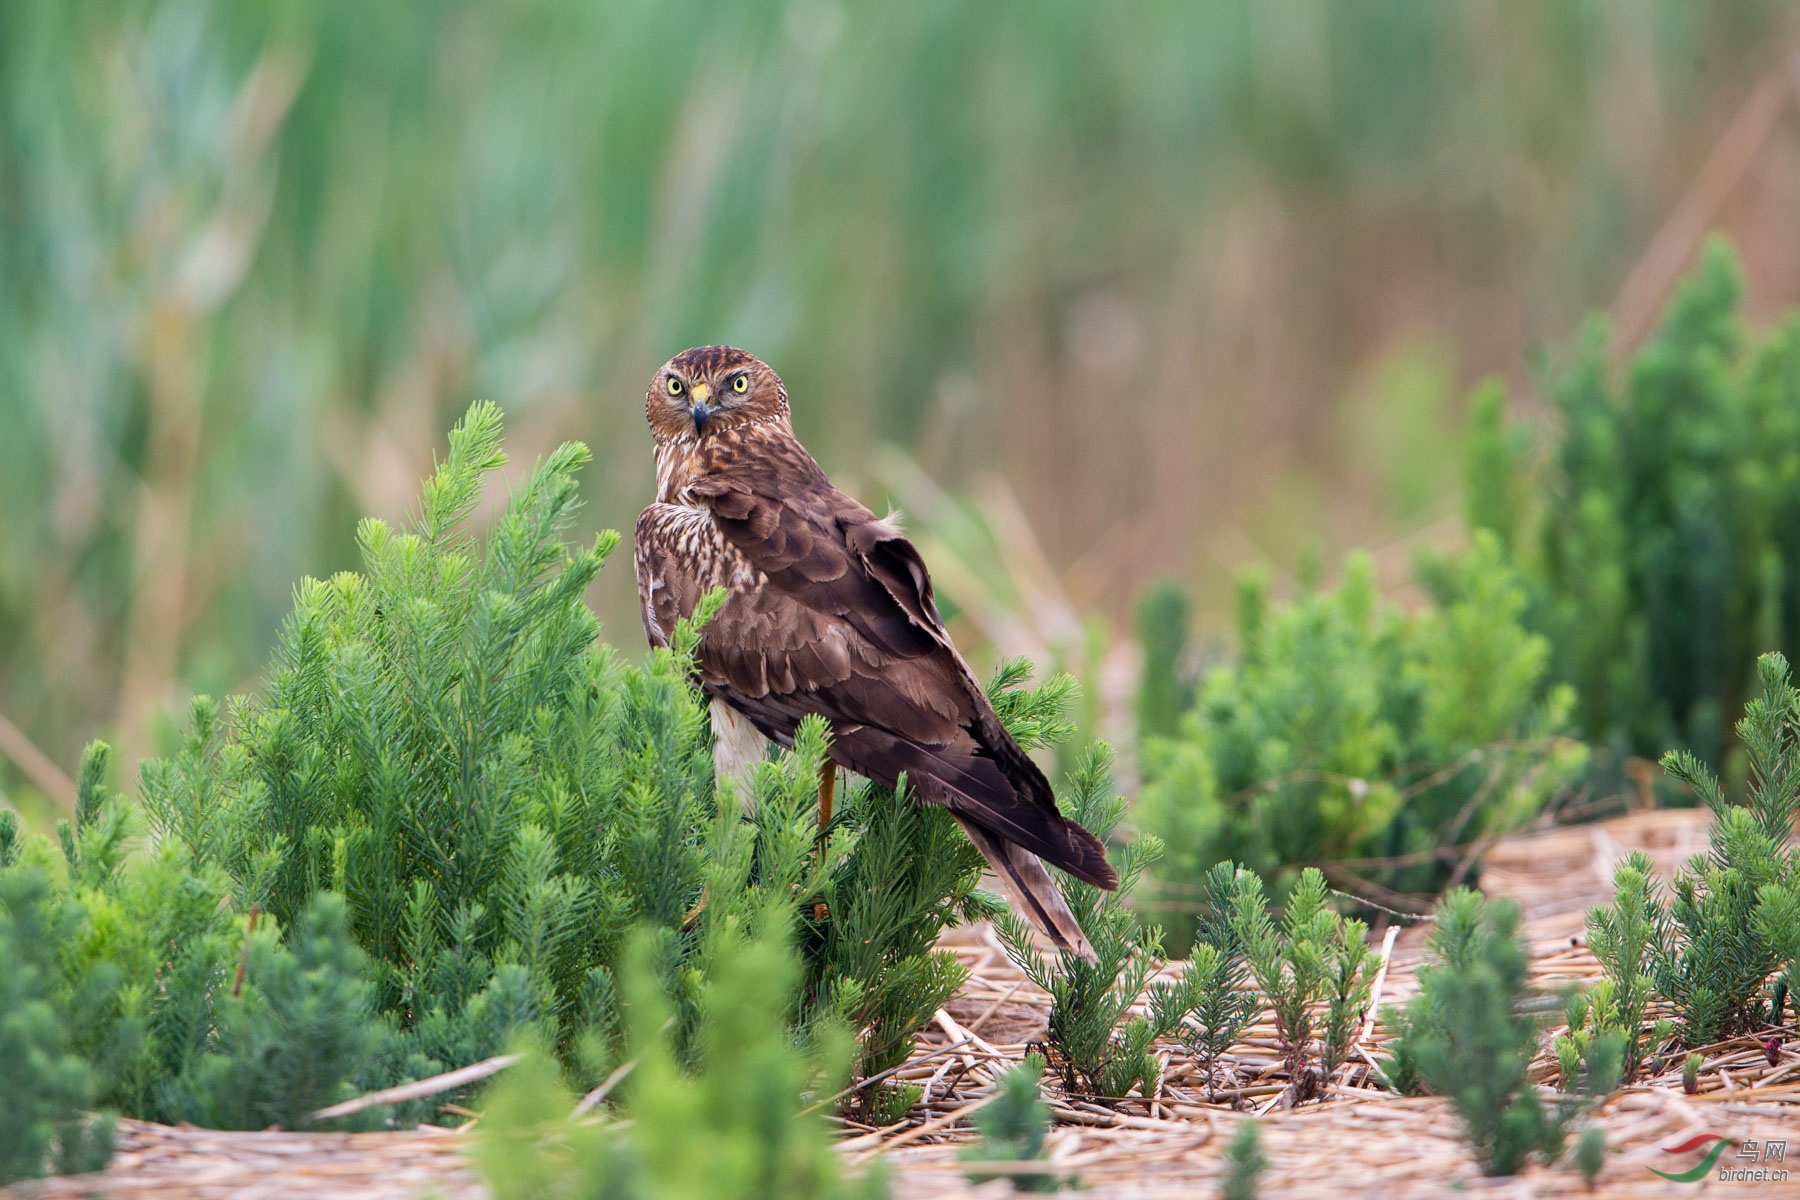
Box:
1176, 863, 1260, 1100
1467, 239, 1800, 766
1586, 652, 1800, 1051
1387, 889, 1562, 1176
0, 867, 114, 1184
1135, 581, 1195, 742
1218, 1120, 1267, 1200
962, 1054, 1058, 1193
130, 402, 683, 1088
1227, 866, 1372, 1100
1574, 1126, 1607, 1190
161, 894, 394, 1130
998, 744, 1189, 1099
1550, 985, 1625, 1173
1564, 1029, 1624, 1126
0, 401, 1020, 1151
0, 745, 397, 1177
1462, 379, 1530, 557
32, 770, 402, 1131
1565, 851, 1657, 1079
474, 925, 886, 1200
1137, 541, 1582, 948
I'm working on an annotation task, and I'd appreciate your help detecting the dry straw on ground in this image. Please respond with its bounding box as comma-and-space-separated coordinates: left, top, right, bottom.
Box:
7, 806, 1797, 1200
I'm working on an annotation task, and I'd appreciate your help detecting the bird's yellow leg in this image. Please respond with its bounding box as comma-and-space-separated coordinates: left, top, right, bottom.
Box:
682, 885, 708, 930
817, 758, 836, 834
813, 760, 835, 921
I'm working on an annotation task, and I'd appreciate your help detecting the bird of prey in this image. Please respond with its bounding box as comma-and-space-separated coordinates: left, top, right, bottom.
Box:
633, 345, 1118, 961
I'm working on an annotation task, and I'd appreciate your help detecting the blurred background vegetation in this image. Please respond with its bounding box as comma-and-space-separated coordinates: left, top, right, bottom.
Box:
4, 0, 1800, 827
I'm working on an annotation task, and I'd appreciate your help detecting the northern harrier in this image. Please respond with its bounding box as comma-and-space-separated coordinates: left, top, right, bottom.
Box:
633, 345, 1117, 960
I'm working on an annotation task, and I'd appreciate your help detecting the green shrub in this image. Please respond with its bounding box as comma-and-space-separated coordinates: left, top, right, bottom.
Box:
0, 867, 113, 1184
4, 746, 404, 1136
1135, 580, 1196, 742
0, 755, 402, 1180
998, 744, 1192, 1099
962, 1053, 1058, 1192
1549, 1021, 1622, 1190
161, 894, 394, 1130
1138, 541, 1581, 945
1387, 888, 1562, 1176
1466, 237, 1800, 766
100, 401, 739, 1103
1176, 863, 1260, 1100
473, 923, 886, 1200
1226, 866, 1372, 1100
1218, 1120, 1267, 1200
138, 403, 652, 1062
1586, 652, 1800, 1051
1564, 854, 1657, 1080
1574, 1125, 1607, 1189
0, 400, 1013, 1141
1003, 809, 1368, 1108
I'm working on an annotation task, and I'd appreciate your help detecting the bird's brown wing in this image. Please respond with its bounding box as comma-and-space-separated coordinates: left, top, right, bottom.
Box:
674, 432, 1117, 894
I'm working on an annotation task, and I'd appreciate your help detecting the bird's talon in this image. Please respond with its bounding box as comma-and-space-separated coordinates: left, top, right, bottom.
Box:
682, 887, 709, 931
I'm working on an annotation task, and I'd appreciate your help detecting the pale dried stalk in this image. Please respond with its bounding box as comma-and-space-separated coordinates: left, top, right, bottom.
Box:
1609, 52, 1797, 362
308, 1054, 521, 1124
0, 706, 77, 809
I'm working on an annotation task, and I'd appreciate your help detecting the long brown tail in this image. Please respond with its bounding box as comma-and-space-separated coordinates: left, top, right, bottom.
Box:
820, 720, 1119, 891
954, 815, 1098, 964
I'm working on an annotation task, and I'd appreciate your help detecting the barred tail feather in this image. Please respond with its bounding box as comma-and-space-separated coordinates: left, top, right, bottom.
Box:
822, 722, 1119, 891
954, 815, 1097, 965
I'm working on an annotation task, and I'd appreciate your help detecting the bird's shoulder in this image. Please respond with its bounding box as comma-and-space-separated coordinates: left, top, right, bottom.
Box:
673, 420, 951, 669
690, 420, 904, 569
691, 421, 843, 518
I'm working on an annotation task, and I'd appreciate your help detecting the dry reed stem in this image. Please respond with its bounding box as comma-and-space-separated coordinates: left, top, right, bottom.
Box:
1608, 49, 1800, 363
0, 708, 78, 810
309, 1054, 522, 1125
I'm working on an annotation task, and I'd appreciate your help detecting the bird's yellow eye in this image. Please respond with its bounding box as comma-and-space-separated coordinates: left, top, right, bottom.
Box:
732, 374, 749, 394
667, 377, 684, 397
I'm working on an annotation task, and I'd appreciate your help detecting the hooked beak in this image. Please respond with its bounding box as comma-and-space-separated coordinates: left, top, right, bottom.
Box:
690, 383, 712, 433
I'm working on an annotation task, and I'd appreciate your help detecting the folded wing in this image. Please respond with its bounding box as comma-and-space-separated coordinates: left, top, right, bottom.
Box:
634, 435, 1117, 960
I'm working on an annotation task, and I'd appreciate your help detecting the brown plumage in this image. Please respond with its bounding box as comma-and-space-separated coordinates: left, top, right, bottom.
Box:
633, 345, 1118, 961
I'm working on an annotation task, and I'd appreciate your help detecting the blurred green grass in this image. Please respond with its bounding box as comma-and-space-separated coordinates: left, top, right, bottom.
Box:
1, 0, 1796, 814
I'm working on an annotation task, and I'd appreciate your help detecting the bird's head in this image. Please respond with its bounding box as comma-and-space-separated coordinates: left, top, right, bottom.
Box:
646, 345, 788, 444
